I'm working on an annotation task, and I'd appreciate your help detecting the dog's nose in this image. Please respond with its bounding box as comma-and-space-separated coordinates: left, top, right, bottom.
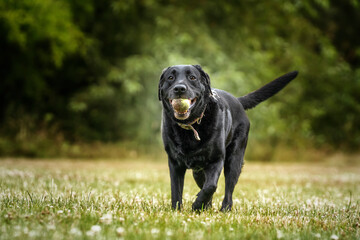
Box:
173, 84, 187, 94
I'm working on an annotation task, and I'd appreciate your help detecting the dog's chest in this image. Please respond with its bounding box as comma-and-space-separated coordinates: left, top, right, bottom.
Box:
173, 148, 209, 169
166, 137, 222, 169
179, 154, 207, 169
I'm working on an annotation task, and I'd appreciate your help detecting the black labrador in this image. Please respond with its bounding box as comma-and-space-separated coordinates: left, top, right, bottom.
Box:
158, 65, 298, 211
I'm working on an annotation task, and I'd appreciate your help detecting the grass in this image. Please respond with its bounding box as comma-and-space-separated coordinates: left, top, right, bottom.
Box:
0, 158, 359, 239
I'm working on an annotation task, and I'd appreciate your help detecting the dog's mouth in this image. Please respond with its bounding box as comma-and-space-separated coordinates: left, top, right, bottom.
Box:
169, 98, 197, 120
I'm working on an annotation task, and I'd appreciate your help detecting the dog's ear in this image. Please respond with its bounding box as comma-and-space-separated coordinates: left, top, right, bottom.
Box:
193, 65, 212, 96
158, 67, 170, 101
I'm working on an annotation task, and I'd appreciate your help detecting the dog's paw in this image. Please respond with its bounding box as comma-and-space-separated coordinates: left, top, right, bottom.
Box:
192, 200, 212, 211
171, 202, 183, 211
220, 202, 232, 212
192, 201, 204, 211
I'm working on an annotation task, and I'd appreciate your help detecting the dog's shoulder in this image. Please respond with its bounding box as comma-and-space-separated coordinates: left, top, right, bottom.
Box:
211, 89, 245, 112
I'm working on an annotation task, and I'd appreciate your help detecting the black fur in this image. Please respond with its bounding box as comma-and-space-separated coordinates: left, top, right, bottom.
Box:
238, 71, 298, 110
158, 65, 298, 211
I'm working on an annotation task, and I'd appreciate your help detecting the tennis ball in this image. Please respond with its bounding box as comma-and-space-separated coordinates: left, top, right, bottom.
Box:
171, 99, 191, 113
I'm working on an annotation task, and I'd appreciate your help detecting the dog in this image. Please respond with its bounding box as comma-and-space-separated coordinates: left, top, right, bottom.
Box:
158, 65, 298, 211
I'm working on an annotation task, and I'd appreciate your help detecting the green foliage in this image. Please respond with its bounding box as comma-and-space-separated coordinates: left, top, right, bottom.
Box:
0, 0, 87, 140
0, 0, 359, 156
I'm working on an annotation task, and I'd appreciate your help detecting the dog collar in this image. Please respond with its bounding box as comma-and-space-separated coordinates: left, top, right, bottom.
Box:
177, 106, 206, 141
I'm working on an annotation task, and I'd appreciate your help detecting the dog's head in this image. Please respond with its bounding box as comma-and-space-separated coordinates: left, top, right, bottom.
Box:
158, 65, 212, 122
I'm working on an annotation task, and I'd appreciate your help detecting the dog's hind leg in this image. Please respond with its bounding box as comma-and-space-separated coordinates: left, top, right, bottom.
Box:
192, 170, 205, 189
221, 140, 247, 211
193, 170, 213, 209
192, 161, 224, 211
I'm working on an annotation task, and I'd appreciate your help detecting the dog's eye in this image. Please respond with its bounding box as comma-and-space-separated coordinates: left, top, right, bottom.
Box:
189, 75, 196, 81
168, 76, 174, 80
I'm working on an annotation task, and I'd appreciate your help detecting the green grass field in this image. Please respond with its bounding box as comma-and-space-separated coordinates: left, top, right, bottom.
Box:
1, 158, 359, 239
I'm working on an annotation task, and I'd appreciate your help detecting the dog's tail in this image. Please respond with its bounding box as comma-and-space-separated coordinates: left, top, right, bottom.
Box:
238, 71, 298, 110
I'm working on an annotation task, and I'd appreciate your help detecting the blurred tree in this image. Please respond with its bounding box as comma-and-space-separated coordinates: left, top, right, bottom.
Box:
292, 0, 360, 148
0, 0, 86, 138
0, 0, 359, 156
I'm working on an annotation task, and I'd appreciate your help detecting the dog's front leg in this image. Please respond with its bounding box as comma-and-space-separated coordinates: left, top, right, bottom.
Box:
192, 160, 224, 211
168, 159, 186, 210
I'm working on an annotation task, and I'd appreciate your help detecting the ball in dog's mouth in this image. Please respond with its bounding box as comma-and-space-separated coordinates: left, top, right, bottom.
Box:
170, 98, 196, 120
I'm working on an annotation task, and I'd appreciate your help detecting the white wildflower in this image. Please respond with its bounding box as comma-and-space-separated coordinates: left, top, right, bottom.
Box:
191, 230, 204, 240
91, 225, 101, 232
116, 227, 125, 236
330, 234, 339, 240
100, 213, 112, 224
57, 210, 63, 214
276, 229, 284, 239
13, 225, 21, 237
28, 230, 39, 237
47, 224, 56, 230
70, 227, 82, 236
151, 228, 160, 235
86, 225, 101, 236
314, 233, 321, 238
14, 225, 21, 231
166, 229, 173, 236
86, 230, 95, 237
135, 196, 141, 203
